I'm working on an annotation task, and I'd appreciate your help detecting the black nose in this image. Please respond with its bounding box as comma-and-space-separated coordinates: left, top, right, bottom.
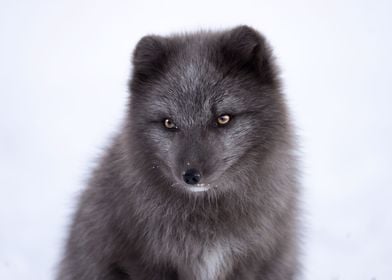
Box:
183, 169, 201, 185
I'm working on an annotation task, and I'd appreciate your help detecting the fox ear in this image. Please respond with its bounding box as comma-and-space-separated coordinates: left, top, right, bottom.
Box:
220, 25, 276, 83
131, 35, 169, 85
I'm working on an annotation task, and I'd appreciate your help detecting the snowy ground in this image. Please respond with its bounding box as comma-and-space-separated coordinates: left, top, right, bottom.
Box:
1, 0, 391, 279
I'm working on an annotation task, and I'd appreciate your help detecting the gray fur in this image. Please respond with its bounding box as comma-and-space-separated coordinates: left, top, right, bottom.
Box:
57, 25, 301, 280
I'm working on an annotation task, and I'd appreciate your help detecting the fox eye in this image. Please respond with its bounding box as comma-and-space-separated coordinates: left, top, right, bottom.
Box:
216, 114, 231, 126
163, 118, 177, 130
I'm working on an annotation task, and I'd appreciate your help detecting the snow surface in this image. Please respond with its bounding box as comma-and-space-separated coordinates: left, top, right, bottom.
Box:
0, 0, 391, 279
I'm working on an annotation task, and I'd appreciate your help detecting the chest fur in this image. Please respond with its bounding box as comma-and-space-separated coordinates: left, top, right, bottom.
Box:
178, 242, 233, 280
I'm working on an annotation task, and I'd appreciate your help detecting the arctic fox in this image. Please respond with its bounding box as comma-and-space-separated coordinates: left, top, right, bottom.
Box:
57, 25, 300, 280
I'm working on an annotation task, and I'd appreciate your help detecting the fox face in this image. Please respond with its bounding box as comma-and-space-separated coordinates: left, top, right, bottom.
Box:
128, 26, 287, 193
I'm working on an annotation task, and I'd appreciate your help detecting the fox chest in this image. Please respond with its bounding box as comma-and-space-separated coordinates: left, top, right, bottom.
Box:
177, 242, 233, 280
143, 224, 235, 279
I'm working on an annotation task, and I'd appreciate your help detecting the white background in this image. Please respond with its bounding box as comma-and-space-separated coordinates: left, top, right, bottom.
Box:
1, 0, 391, 279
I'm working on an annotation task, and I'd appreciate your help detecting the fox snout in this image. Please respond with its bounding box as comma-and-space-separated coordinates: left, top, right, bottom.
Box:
182, 168, 202, 185
170, 132, 222, 189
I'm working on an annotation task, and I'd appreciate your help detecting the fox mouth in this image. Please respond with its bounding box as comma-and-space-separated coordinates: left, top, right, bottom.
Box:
187, 183, 211, 192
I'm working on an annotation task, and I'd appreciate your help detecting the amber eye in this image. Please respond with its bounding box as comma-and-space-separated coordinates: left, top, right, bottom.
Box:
217, 114, 231, 126
163, 118, 177, 130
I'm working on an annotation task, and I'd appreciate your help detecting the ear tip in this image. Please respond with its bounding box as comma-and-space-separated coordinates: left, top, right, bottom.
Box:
231, 25, 257, 35
132, 35, 166, 64
232, 25, 256, 32
230, 25, 266, 41
137, 35, 162, 45
135, 35, 164, 52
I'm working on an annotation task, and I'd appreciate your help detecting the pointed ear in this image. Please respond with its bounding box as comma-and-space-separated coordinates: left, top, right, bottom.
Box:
131, 35, 169, 86
219, 25, 276, 83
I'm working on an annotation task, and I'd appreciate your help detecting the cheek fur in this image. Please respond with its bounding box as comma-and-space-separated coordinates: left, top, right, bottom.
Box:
141, 127, 173, 161
221, 122, 256, 160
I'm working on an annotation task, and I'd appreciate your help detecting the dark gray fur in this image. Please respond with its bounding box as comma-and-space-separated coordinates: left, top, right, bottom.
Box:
57, 25, 301, 280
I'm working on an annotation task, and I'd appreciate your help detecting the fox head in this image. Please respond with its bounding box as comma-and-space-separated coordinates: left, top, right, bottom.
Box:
127, 26, 289, 193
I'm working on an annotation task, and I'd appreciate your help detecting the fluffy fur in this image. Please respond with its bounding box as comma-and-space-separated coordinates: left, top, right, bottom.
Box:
57, 25, 301, 280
